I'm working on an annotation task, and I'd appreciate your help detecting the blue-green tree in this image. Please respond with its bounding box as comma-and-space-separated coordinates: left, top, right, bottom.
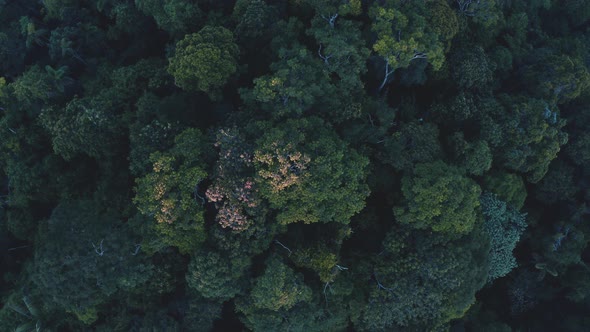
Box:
480, 192, 527, 282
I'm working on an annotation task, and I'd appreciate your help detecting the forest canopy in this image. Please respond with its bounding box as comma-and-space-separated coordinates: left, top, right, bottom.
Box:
1, 0, 590, 331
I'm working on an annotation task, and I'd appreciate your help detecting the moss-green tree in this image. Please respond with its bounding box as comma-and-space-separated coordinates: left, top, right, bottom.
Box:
168, 26, 239, 96
394, 161, 482, 235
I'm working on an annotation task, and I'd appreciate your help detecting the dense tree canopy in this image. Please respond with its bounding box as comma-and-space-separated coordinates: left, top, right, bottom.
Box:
1, 1, 589, 331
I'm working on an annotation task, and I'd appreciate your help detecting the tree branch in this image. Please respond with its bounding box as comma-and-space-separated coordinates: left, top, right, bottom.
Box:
92, 239, 105, 256
274, 240, 292, 256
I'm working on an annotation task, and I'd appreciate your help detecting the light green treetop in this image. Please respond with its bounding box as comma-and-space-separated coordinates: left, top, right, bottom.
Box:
168, 26, 239, 96
394, 160, 482, 235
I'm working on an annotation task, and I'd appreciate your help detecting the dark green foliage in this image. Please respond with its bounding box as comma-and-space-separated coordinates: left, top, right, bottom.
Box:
233, 0, 276, 41
358, 226, 489, 330
369, 0, 445, 92
382, 122, 442, 171
186, 250, 249, 301
451, 45, 494, 90
2, 1, 590, 331
534, 160, 578, 204
135, 0, 202, 36
241, 45, 328, 117
448, 132, 493, 176
32, 201, 156, 324
489, 96, 569, 183
523, 54, 590, 104
40, 97, 121, 160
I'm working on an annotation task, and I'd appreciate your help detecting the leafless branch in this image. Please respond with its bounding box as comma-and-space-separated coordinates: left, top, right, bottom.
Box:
132, 244, 141, 255
92, 239, 105, 256
274, 240, 292, 256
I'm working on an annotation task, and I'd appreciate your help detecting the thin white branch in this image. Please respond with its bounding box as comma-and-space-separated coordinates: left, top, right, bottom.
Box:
323, 281, 332, 306
92, 239, 105, 256
193, 184, 206, 205
132, 244, 141, 255
321, 13, 339, 28
7, 245, 31, 252
274, 240, 292, 256
336, 264, 349, 271
318, 44, 333, 65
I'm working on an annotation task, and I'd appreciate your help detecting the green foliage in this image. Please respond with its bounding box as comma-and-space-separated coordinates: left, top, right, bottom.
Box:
455, 0, 501, 27
431, 92, 478, 123
40, 97, 120, 160
370, 1, 445, 71
168, 26, 239, 95
307, 16, 370, 121
534, 160, 578, 204
382, 122, 442, 171
135, 0, 201, 35
480, 192, 527, 282
524, 54, 590, 104
0, 290, 49, 332
427, 0, 459, 42
133, 128, 208, 254
448, 133, 493, 176
304, 0, 362, 17
2, 0, 590, 330
394, 161, 482, 235
9, 65, 53, 104
242, 45, 328, 117
451, 45, 494, 90
253, 117, 369, 225
537, 223, 587, 274
292, 244, 339, 282
250, 257, 312, 311
32, 201, 155, 324
482, 172, 527, 209
186, 250, 249, 300
232, 0, 276, 41
42, 0, 78, 19
488, 95, 568, 183
359, 227, 489, 330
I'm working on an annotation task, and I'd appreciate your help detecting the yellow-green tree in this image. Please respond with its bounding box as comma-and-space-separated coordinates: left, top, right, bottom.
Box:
168, 26, 239, 96
252, 117, 369, 225
370, 1, 445, 92
394, 161, 482, 235
133, 128, 208, 254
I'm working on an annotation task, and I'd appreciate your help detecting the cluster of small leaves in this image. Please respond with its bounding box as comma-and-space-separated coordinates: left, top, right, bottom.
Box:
394, 161, 482, 235
168, 26, 239, 95
133, 128, 207, 253
480, 192, 527, 282
206, 127, 260, 232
